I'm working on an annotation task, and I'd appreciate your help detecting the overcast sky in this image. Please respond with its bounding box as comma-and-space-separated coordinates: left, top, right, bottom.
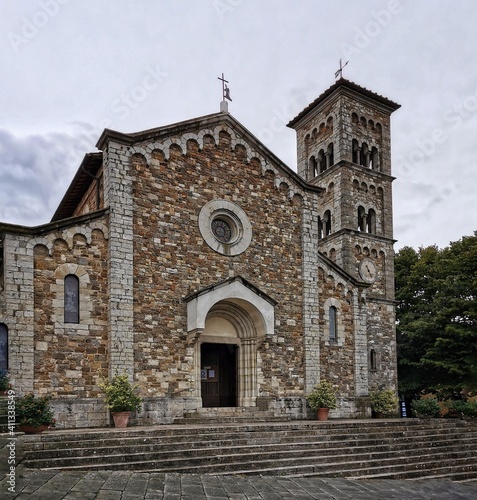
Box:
1, 0, 476, 250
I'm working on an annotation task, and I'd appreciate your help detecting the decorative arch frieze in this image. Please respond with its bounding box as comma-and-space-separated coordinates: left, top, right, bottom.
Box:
127, 124, 307, 202
28, 224, 108, 256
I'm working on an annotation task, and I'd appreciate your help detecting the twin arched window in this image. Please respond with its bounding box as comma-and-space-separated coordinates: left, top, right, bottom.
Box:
308, 142, 334, 178
352, 140, 380, 170
357, 206, 377, 234
318, 210, 332, 239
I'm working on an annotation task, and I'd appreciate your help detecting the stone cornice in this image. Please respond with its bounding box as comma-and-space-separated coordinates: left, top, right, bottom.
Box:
0, 208, 109, 238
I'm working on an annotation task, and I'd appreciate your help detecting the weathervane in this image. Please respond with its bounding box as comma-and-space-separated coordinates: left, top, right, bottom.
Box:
334, 59, 349, 79
218, 73, 232, 112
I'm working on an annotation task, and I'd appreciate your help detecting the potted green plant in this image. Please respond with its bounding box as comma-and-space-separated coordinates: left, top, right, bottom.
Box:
370, 389, 398, 418
16, 393, 55, 434
99, 373, 141, 428
306, 379, 337, 421
0, 369, 10, 394
411, 397, 441, 418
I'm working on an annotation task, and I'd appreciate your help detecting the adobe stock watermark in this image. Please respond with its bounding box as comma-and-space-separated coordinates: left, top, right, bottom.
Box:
8, 0, 72, 53
340, 0, 403, 58
110, 64, 168, 120
55, 63, 168, 170
214, 0, 244, 20
395, 88, 477, 178
5, 389, 17, 493
258, 91, 309, 146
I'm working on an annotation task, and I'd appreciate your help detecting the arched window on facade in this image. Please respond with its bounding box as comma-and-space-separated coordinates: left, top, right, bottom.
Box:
329, 306, 338, 342
0, 323, 8, 370
367, 209, 376, 234
357, 205, 366, 231
64, 274, 80, 324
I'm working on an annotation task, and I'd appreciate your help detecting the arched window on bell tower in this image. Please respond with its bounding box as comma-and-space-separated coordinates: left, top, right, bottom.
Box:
370, 146, 379, 171
368, 209, 376, 234
352, 139, 359, 163
357, 206, 366, 231
309, 156, 317, 178
318, 149, 326, 173
360, 142, 369, 167
327, 142, 334, 168
318, 210, 332, 239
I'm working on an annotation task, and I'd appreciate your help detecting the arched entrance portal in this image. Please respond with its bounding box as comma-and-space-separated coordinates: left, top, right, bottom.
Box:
186, 277, 276, 409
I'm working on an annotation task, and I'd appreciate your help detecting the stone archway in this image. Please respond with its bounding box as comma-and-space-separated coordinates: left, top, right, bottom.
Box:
185, 277, 276, 408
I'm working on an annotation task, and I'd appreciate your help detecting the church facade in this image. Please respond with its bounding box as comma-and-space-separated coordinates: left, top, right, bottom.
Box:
0, 79, 400, 428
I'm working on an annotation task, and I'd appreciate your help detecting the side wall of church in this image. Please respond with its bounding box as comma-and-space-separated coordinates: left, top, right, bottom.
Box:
1, 217, 110, 428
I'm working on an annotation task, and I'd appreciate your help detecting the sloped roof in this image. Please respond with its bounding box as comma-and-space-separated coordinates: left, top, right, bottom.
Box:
51, 111, 325, 224
287, 78, 400, 128
51, 152, 102, 222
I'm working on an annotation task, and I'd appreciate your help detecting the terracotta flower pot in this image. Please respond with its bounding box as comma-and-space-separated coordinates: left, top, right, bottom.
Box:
317, 408, 329, 421
112, 411, 131, 428
17, 424, 48, 434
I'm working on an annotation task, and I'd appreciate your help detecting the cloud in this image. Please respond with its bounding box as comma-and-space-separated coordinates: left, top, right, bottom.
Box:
0, 126, 98, 226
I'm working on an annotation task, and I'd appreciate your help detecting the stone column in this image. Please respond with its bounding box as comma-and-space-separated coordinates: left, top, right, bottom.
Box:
3, 234, 35, 393
302, 197, 321, 393
102, 142, 135, 379
240, 338, 257, 407
353, 290, 369, 397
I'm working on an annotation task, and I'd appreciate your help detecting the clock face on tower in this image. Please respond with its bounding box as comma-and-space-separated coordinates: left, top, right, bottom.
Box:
359, 258, 377, 283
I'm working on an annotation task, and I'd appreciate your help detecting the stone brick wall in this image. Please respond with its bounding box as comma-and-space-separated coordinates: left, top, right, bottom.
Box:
127, 128, 305, 403
32, 220, 109, 399
0, 214, 109, 429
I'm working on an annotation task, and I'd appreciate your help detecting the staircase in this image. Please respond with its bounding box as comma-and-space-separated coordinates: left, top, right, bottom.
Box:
13, 419, 477, 481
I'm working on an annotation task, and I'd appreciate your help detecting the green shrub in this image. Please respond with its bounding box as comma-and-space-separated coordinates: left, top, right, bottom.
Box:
411, 397, 441, 417
370, 389, 398, 415
16, 394, 55, 427
448, 400, 477, 418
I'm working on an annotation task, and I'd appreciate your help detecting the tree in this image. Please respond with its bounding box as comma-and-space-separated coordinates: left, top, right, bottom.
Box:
396, 233, 477, 400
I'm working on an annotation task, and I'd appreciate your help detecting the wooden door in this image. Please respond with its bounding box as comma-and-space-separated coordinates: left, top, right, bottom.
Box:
201, 343, 237, 407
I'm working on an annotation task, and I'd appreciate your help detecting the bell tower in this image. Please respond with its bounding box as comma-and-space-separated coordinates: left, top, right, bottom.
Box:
288, 78, 400, 294
288, 79, 401, 396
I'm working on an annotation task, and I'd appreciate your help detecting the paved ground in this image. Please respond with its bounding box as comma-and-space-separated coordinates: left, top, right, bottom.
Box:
1, 470, 477, 499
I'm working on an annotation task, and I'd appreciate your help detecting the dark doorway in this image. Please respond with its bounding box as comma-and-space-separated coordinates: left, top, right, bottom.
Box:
201, 343, 237, 407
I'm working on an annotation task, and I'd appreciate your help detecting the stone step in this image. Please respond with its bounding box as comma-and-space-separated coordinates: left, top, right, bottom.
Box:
23, 431, 477, 462
22, 418, 474, 444
22, 423, 477, 458
24, 438, 477, 471
17, 419, 477, 481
